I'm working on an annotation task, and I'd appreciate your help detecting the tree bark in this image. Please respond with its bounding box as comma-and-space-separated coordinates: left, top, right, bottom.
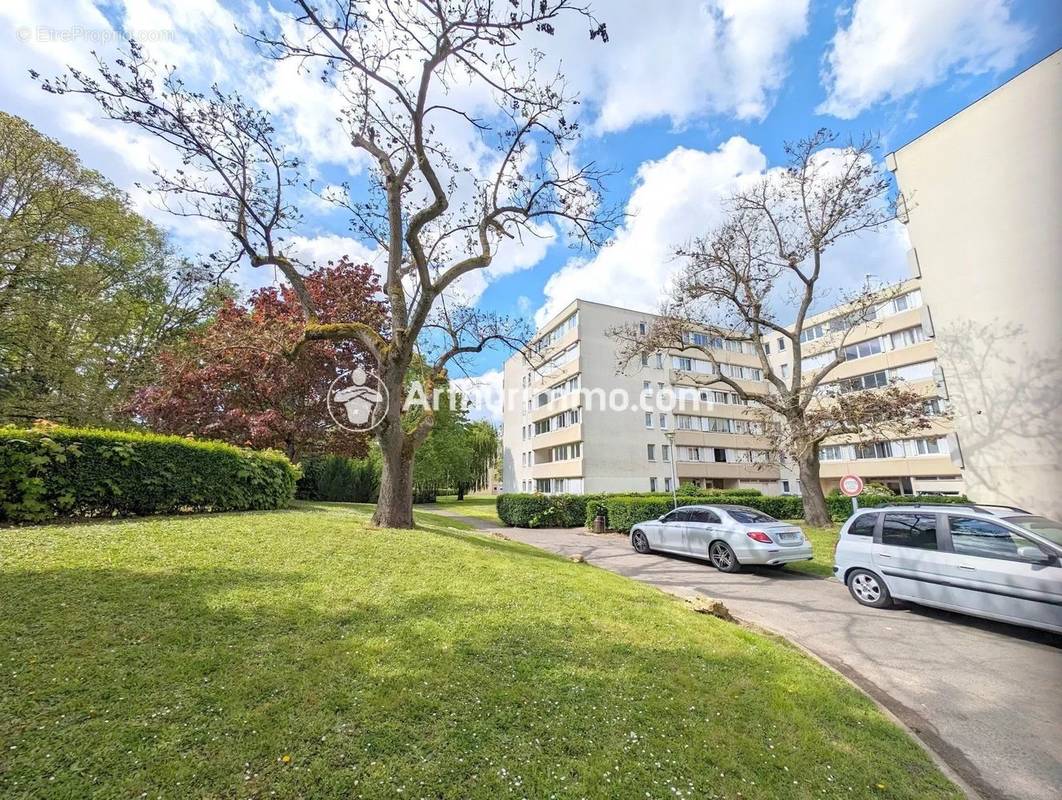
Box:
797, 454, 832, 527
373, 432, 415, 528
372, 371, 417, 528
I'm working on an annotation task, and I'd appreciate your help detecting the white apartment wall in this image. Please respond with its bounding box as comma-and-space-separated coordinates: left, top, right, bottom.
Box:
890, 52, 1062, 517
577, 302, 676, 493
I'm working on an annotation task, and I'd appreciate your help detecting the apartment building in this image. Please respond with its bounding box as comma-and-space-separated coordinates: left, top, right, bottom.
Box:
768, 280, 963, 496
887, 50, 1061, 518
502, 300, 783, 496
502, 283, 962, 497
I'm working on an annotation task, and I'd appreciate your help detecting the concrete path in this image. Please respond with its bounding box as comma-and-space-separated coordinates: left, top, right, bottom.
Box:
498, 526, 1062, 800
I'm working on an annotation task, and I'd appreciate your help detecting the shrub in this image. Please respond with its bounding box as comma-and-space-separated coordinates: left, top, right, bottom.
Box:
296, 454, 379, 502
826, 493, 971, 522
498, 490, 975, 530
496, 493, 587, 528
0, 426, 297, 523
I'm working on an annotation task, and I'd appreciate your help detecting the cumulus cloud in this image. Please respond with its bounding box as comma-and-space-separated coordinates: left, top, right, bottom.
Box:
547, 0, 809, 132
535, 137, 767, 325
534, 136, 911, 327
818, 0, 1031, 119
450, 369, 505, 425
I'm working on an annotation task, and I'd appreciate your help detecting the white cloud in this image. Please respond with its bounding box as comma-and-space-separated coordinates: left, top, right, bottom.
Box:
547, 0, 809, 132
535, 136, 911, 327
818, 0, 1031, 119
450, 369, 505, 425
288, 234, 382, 270
535, 137, 767, 325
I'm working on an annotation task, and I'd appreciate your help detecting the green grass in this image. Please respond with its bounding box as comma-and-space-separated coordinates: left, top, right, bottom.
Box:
421, 494, 503, 525
783, 520, 842, 578
0, 505, 959, 799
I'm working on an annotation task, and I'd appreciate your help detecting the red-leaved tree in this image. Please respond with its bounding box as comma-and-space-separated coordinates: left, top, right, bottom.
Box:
128, 260, 387, 461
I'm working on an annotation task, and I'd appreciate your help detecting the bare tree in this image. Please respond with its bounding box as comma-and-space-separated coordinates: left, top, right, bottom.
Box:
612, 130, 935, 526
38, 1, 617, 527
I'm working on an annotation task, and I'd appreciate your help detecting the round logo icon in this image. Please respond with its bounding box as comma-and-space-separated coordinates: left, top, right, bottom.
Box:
327, 367, 389, 432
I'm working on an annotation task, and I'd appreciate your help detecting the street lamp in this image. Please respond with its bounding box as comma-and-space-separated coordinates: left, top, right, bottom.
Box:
663, 429, 678, 510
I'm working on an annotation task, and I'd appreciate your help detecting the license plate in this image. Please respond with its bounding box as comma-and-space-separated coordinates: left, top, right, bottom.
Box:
778, 532, 798, 541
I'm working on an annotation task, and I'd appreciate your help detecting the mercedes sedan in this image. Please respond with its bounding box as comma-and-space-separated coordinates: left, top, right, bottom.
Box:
629, 504, 813, 572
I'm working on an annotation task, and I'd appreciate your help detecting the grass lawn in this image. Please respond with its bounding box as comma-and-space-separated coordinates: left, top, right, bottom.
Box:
421, 494, 503, 526
784, 521, 842, 578
1, 504, 959, 799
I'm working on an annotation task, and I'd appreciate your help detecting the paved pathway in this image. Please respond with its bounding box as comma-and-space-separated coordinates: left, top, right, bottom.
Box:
494, 526, 1062, 800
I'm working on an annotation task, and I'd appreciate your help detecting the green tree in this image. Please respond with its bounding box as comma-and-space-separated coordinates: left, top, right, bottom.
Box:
0, 112, 226, 425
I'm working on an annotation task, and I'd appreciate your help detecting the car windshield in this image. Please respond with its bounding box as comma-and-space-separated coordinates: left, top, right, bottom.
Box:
1005, 516, 1062, 547
726, 507, 777, 524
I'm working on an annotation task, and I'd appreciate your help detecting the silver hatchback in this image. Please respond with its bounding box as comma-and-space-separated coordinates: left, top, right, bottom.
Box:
629, 504, 813, 572
834, 504, 1062, 633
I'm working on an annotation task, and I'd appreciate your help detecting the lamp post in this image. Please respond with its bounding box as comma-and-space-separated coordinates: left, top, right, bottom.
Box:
664, 429, 678, 510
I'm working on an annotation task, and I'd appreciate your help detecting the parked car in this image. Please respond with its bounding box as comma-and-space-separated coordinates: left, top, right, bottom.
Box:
834, 504, 1062, 633
629, 504, 813, 572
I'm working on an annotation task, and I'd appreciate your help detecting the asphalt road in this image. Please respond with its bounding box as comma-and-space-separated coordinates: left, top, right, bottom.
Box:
497, 526, 1062, 800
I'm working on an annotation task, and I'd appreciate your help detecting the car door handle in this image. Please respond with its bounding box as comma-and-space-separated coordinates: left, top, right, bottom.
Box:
878, 553, 892, 558
958, 565, 976, 571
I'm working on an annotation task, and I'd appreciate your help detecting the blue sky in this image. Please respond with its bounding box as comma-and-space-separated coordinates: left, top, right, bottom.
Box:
3, 0, 1060, 395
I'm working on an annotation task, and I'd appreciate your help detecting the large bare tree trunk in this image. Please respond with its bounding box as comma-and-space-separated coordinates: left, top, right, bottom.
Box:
373, 425, 415, 528
797, 454, 832, 527
372, 371, 417, 528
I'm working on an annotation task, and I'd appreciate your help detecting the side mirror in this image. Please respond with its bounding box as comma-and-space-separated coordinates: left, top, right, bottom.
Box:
1017, 546, 1052, 564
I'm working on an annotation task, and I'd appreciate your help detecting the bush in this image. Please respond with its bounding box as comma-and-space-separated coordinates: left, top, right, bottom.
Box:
497, 490, 975, 530
826, 493, 971, 522
296, 454, 379, 502
0, 426, 297, 523
496, 493, 587, 528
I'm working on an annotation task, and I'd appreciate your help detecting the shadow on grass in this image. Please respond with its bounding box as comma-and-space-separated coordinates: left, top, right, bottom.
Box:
0, 559, 962, 800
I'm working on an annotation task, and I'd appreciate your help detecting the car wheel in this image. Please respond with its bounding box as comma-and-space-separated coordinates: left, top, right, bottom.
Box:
847, 569, 893, 608
631, 530, 651, 554
709, 541, 741, 573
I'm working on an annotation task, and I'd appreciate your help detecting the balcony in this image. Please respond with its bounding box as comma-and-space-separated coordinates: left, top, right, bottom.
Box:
529, 390, 581, 423
818, 454, 958, 479
532, 457, 584, 480
530, 422, 582, 451
675, 460, 781, 481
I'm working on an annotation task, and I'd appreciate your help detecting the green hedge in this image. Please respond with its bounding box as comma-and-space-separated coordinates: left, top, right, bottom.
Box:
0, 427, 298, 523
496, 493, 588, 528
497, 490, 974, 530
826, 493, 971, 521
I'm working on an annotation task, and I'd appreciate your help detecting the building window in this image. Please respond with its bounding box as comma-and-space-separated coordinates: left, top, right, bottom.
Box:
649, 477, 657, 492
764, 342, 771, 355
855, 441, 894, 460
655, 353, 663, 369
639, 321, 647, 335
643, 380, 651, 392
662, 444, 671, 462
781, 480, 791, 493
644, 412, 653, 428
777, 337, 786, 351
647, 444, 656, 461
659, 413, 667, 429
664, 477, 672, 492
780, 364, 789, 378
641, 353, 649, 367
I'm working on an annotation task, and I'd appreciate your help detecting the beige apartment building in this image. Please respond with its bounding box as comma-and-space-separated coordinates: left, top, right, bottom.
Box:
502, 284, 962, 497
887, 50, 1061, 518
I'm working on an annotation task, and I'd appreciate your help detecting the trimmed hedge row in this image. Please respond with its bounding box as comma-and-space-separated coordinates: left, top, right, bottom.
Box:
0, 427, 298, 523
496, 493, 589, 528
496, 490, 973, 530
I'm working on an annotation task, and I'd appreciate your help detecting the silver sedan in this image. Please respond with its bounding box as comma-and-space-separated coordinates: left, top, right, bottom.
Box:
629, 504, 813, 572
